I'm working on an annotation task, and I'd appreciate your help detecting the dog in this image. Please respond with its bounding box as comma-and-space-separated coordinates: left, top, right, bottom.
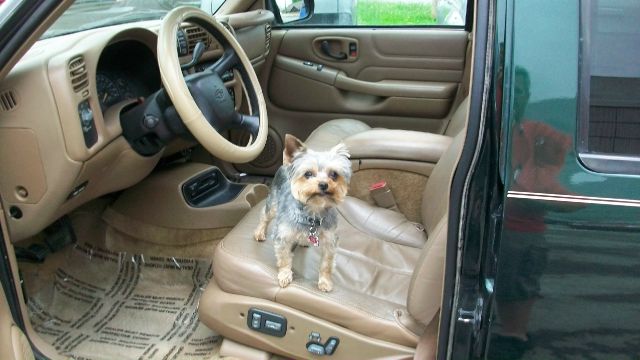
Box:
253, 134, 351, 292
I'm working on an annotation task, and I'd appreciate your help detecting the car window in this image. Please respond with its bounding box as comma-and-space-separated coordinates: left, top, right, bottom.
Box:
272, 0, 466, 26
578, 0, 640, 174
0, 0, 25, 26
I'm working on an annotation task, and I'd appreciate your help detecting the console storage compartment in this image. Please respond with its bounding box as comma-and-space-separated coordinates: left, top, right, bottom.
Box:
107, 163, 269, 239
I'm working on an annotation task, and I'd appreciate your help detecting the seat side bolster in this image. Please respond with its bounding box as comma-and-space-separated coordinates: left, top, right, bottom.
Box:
407, 216, 448, 326
214, 241, 280, 301
338, 197, 426, 248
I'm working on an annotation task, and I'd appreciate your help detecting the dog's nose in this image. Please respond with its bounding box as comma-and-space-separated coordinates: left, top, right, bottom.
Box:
318, 182, 328, 191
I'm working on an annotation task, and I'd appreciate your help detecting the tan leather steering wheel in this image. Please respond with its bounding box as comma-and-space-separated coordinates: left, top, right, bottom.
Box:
158, 7, 268, 163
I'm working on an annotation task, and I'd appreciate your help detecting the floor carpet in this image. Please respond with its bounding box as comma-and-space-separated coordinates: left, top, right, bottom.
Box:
26, 242, 221, 360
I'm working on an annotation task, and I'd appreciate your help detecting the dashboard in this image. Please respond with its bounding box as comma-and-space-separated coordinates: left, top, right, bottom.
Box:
0, 9, 274, 241
96, 40, 160, 111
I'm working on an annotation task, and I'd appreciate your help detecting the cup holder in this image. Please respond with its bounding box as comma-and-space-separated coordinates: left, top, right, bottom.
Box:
245, 184, 269, 207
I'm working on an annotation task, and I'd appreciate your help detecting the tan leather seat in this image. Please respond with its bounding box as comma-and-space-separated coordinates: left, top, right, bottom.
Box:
200, 105, 468, 357
305, 98, 469, 152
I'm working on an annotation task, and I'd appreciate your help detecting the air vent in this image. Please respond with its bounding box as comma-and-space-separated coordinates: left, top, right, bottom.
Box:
184, 25, 212, 53
0, 90, 18, 112
68, 56, 89, 93
265, 24, 272, 54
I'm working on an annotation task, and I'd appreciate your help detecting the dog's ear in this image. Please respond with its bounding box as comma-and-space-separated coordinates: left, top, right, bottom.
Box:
283, 134, 306, 165
330, 142, 350, 159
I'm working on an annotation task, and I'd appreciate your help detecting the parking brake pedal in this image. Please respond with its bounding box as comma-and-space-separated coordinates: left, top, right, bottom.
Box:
44, 216, 76, 252
15, 216, 76, 263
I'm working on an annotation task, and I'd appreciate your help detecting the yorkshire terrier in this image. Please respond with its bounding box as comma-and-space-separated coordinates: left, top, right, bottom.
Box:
254, 134, 351, 292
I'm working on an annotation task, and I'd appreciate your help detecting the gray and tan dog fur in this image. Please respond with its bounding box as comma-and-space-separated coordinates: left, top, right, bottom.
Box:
254, 134, 352, 292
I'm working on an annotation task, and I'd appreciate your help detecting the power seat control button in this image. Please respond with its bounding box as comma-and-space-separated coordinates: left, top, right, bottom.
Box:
325, 337, 340, 355
307, 343, 326, 356
264, 320, 282, 332
246, 308, 287, 337
251, 313, 261, 329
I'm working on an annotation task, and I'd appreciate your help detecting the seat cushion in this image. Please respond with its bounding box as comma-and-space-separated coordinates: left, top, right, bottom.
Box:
213, 198, 422, 346
305, 119, 371, 150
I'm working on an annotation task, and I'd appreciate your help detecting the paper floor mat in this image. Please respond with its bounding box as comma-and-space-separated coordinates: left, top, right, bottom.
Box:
27, 242, 220, 360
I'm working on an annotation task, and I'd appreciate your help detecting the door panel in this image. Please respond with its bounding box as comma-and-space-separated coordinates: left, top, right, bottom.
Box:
269, 55, 456, 118
268, 28, 468, 130
238, 27, 469, 175
0, 293, 33, 360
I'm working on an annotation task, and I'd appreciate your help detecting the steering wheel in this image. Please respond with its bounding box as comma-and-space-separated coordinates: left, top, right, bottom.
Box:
157, 7, 268, 163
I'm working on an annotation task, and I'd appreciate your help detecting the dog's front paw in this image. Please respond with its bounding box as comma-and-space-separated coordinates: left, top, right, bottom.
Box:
254, 228, 266, 242
318, 277, 333, 292
277, 269, 293, 288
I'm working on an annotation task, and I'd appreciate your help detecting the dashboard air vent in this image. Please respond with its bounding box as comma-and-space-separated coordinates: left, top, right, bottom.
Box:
0, 90, 18, 112
68, 56, 89, 93
265, 24, 272, 53
184, 25, 212, 53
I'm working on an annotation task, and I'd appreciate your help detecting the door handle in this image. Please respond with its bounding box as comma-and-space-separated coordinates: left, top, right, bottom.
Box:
320, 40, 347, 60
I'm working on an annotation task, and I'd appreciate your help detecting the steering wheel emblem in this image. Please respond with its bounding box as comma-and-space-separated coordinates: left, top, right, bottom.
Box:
214, 88, 225, 102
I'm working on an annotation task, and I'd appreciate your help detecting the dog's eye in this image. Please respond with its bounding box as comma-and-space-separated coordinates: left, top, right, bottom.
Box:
329, 171, 339, 180
304, 171, 314, 178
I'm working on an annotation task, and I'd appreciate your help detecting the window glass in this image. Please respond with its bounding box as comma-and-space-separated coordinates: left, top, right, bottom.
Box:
274, 0, 466, 26
43, 1, 222, 39
581, 0, 640, 159
0, 0, 25, 26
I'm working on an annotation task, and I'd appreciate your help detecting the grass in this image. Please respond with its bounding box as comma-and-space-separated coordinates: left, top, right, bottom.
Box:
356, 0, 436, 26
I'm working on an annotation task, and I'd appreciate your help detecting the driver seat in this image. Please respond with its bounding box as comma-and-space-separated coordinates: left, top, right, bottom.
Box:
199, 109, 467, 358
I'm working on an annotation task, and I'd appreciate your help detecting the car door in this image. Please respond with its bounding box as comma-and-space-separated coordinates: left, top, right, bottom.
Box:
236, 0, 471, 174
0, 206, 35, 360
451, 0, 640, 358
0, 283, 33, 360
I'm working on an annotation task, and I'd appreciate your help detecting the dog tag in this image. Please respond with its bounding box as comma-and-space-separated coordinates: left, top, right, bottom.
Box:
308, 235, 319, 246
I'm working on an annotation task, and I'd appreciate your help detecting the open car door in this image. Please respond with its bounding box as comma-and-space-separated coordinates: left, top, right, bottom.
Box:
1, 206, 35, 360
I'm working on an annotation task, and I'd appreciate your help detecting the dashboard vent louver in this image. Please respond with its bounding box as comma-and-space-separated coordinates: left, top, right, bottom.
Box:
265, 24, 272, 53
184, 26, 212, 53
68, 56, 89, 93
0, 90, 18, 112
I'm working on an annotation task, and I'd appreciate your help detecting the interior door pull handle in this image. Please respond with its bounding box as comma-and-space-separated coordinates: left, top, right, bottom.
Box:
320, 40, 347, 60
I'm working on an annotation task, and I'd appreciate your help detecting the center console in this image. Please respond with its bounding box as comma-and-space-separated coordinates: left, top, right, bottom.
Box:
107, 163, 268, 241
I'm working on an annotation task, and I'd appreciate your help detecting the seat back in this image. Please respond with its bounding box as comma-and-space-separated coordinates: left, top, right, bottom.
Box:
444, 97, 470, 137
407, 104, 468, 326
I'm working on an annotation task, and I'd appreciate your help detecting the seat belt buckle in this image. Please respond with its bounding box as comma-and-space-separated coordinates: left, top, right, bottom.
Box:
369, 181, 399, 212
